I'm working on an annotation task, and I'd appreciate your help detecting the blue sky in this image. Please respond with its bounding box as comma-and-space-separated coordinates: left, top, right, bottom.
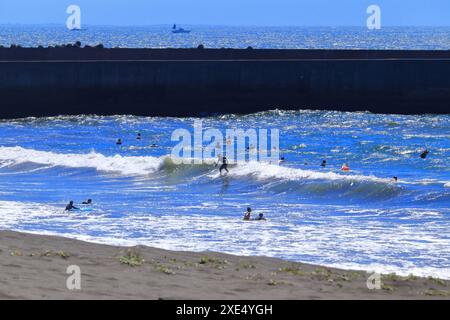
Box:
0, 0, 449, 26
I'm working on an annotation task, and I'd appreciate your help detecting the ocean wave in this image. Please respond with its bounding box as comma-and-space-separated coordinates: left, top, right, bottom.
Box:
221, 161, 391, 183
0, 147, 399, 198
0, 146, 220, 178
210, 161, 399, 199
0, 146, 162, 176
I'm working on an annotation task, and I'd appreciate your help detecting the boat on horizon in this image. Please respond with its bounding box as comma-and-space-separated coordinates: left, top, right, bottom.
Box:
172, 24, 191, 34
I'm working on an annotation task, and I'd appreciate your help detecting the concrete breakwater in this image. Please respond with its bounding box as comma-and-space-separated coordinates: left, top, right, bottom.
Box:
0, 47, 449, 118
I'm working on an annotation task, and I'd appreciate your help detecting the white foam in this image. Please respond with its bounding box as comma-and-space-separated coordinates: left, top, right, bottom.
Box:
1, 199, 450, 280
0, 146, 163, 176
0, 200, 63, 229
0, 147, 394, 187
217, 160, 391, 184
326, 262, 450, 281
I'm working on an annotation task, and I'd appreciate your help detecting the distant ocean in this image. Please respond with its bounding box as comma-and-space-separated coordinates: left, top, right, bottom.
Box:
1, 25, 450, 50
0, 25, 450, 279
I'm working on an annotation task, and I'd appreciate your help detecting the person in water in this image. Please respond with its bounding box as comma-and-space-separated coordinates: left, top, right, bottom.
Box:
116, 139, 122, 145
82, 199, 92, 205
420, 149, 429, 159
136, 133, 142, 140
255, 213, 266, 221
392, 176, 398, 183
65, 201, 79, 211
219, 156, 229, 175
243, 207, 252, 220
321, 160, 327, 167
279, 156, 285, 163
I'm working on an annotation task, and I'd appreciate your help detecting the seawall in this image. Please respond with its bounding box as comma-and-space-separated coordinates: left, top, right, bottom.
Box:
0, 47, 449, 118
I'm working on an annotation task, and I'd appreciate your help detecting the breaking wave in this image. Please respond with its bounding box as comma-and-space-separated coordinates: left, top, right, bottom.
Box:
0, 147, 400, 199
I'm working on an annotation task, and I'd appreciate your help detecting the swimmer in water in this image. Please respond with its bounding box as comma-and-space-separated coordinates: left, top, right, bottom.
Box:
255, 213, 266, 221
420, 149, 429, 159
243, 207, 252, 220
341, 163, 350, 171
321, 160, 327, 167
136, 133, 142, 140
82, 199, 92, 205
116, 139, 122, 145
392, 176, 398, 183
65, 201, 79, 211
219, 156, 229, 175
279, 156, 285, 163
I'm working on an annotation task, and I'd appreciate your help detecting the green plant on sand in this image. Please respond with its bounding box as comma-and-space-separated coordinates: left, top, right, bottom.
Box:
198, 256, 229, 268
424, 288, 449, 297
119, 249, 145, 267
278, 266, 305, 276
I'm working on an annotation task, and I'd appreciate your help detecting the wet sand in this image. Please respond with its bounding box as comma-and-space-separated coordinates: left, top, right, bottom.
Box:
0, 230, 449, 300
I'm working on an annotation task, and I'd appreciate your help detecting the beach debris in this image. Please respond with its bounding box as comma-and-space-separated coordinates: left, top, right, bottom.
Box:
267, 279, 278, 286
10, 250, 22, 257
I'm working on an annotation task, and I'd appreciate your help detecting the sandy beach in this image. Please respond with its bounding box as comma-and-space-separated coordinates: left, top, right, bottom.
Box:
0, 230, 449, 300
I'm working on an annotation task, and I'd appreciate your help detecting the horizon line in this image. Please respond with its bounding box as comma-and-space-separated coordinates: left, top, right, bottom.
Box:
1, 23, 450, 28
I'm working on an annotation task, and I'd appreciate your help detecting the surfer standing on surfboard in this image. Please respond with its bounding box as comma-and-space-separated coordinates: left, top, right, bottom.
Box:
219, 156, 229, 175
